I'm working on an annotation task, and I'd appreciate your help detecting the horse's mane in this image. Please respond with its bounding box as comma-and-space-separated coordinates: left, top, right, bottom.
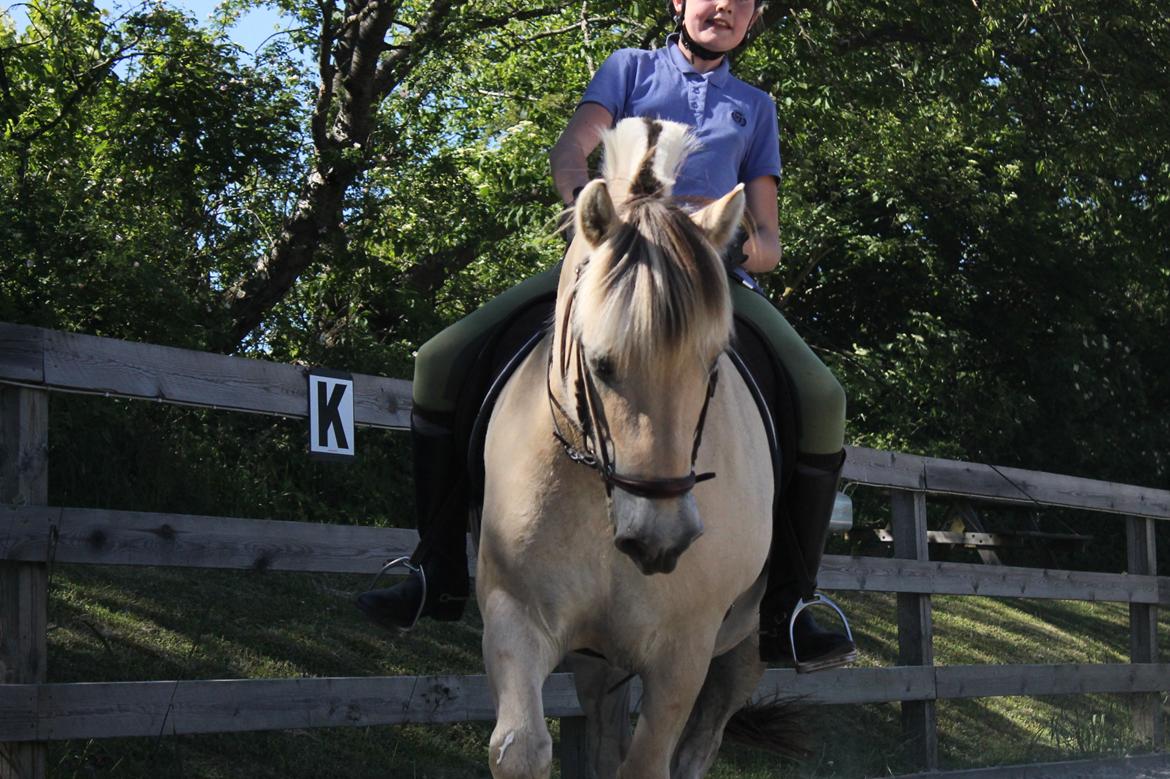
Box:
573, 118, 732, 370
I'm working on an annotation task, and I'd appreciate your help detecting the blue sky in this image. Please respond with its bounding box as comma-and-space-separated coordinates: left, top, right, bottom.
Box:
6, 0, 291, 55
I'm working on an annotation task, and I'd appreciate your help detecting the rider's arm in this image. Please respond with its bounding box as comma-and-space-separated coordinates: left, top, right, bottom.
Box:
741, 174, 781, 274
550, 103, 615, 206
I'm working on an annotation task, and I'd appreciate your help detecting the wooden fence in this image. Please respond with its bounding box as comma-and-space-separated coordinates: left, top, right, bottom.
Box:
1, 321, 1167, 778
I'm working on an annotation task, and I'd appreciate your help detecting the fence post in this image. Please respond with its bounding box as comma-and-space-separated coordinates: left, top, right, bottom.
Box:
557, 655, 633, 778
0, 387, 49, 779
891, 489, 937, 771
1127, 515, 1163, 750
559, 716, 589, 779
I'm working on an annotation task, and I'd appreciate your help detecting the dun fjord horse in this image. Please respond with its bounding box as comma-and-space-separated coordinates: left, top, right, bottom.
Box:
478, 118, 787, 778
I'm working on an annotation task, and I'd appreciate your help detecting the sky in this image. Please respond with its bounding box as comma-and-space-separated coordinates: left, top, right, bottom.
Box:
6, 0, 291, 55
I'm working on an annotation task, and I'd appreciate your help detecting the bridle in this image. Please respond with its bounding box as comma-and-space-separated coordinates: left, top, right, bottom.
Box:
546, 263, 719, 501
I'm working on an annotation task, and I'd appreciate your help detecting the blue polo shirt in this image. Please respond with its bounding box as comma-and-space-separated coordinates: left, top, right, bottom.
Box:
579, 34, 781, 201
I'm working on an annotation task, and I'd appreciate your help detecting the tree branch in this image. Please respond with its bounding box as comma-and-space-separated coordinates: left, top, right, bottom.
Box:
311, 0, 338, 151
12, 43, 142, 145
217, 0, 472, 351
0, 54, 14, 113
519, 17, 624, 44
772, 4, 934, 56
638, 13, 672, 50
834, 22, 929, 52
372, 0, 455, 98
579, 0, 594, 73
777, 243, 835, 310
464, 6, 566, 30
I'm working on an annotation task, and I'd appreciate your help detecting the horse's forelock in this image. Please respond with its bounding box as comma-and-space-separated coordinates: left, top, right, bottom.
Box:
573, 198, 731, 372
571, 118, 731, 371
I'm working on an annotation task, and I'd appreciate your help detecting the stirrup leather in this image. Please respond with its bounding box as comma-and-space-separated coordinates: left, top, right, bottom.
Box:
366, 556, 427, 632
788, 592, 857, 672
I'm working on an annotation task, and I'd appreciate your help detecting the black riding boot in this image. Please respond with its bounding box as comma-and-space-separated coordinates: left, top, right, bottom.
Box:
356, 409, 470, 631
759, 450, 857, 672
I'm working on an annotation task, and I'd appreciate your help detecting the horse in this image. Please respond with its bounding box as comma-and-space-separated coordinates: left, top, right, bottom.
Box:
477, 117, 791, 778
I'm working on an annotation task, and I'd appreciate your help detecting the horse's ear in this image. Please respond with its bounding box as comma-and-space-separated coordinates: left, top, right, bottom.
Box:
576, 179, 616, 247
690, 184, 745, 250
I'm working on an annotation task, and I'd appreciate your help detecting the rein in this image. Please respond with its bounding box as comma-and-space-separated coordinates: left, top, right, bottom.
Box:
546, 273, 718, 501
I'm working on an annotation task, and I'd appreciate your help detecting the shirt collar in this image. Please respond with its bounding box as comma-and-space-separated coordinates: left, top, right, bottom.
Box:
664, 33, 730, 88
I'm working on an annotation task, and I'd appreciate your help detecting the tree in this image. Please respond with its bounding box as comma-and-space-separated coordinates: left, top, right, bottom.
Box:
1, 0, 301, 346
738, 1, 1170, 485
3, 0, 1167, 496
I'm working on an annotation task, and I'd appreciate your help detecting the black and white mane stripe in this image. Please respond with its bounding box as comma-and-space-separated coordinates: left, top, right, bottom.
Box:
573, 118, 732, 370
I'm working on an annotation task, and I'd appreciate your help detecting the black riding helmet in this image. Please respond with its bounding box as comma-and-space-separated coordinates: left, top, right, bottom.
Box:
670, 0, 767, 61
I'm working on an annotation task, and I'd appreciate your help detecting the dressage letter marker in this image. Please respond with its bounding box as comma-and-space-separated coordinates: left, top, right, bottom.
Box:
308, 369, 354, 460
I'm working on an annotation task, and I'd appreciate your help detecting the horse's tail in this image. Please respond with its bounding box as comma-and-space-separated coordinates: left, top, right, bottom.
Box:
723, 693, 815, 760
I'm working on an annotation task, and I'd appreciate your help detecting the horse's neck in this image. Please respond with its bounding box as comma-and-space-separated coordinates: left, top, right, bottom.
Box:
485, 334, 610, 560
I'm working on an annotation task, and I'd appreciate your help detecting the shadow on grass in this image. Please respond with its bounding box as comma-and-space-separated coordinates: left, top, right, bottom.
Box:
51, 724, 497, 779
50, 565, 486, 684
712, 701, 907, 778
49, 565, 498, 777
44, 569, 1164, 778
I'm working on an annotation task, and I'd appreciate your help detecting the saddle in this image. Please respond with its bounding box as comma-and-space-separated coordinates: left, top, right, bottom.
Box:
453, 294, 556, 525
453, 290, 800, 524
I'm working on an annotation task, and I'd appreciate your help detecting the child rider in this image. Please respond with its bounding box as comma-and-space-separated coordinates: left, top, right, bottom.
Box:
358, 0, 856, 673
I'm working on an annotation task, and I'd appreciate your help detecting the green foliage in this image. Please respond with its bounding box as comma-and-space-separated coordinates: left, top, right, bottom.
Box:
736, 2, 1170, 488
49, 394, 412, 528
2, 0, 1168, 561
1, 0, 301, 348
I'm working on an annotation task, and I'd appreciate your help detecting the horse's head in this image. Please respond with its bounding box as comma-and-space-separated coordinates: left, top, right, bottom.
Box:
552, 118, 744, 575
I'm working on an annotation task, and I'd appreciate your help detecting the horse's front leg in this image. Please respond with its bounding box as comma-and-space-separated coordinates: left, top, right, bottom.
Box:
670, 632, 764, 778
563, 652, 634, 779
482, 586, 562, 779
618, 636, 715, 779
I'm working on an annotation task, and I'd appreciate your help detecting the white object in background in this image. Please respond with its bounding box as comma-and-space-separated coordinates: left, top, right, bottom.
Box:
829, 491, 853, 533
308, 369, 355, 460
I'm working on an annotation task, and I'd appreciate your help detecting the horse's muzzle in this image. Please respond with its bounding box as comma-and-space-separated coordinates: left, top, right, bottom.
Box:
615, 537, 686, 574
612, 493, 704, 575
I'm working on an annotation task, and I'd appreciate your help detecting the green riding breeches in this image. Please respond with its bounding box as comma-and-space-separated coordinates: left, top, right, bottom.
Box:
726, 282, 845, 455
411, 265, 563, 414
411, 264, 845, 456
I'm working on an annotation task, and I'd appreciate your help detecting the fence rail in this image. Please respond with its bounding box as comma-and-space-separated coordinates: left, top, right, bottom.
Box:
1, 506, 1166, 605
2, 663, 1169, 743
4, 322, 1167, 517
0, 321, 411, 429
844, 446, 1170, 519
2, 321, 1167, 778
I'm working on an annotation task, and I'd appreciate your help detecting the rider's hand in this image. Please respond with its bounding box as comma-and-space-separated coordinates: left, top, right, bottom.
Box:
559, 186, 584, 246
722, 232, 750, 269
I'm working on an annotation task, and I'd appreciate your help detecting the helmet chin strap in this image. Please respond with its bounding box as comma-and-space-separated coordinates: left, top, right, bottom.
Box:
679, 25, 727, 61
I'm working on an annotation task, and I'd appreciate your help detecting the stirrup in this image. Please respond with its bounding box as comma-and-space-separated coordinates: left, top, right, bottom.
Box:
365, 556, 427, 632
789, 592, 857, 673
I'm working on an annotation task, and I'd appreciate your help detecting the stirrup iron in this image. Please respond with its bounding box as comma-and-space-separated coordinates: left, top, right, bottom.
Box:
366, 556, 427, 632
788, 592, 856, 672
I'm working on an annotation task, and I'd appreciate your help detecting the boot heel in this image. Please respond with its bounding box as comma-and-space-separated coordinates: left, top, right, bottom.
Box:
430, 593, 469, 622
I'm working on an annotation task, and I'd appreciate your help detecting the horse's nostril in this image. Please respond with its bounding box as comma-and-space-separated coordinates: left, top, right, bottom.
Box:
615, 536, 646, 562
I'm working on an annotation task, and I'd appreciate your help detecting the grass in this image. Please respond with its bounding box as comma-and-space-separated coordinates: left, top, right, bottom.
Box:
40, 563, 1169, 778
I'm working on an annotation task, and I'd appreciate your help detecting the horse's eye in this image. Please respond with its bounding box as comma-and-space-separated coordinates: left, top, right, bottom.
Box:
593, 357, 616, 383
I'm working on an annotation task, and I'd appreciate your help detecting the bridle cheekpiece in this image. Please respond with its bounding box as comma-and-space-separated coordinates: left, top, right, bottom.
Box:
546, 262, 719, 501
